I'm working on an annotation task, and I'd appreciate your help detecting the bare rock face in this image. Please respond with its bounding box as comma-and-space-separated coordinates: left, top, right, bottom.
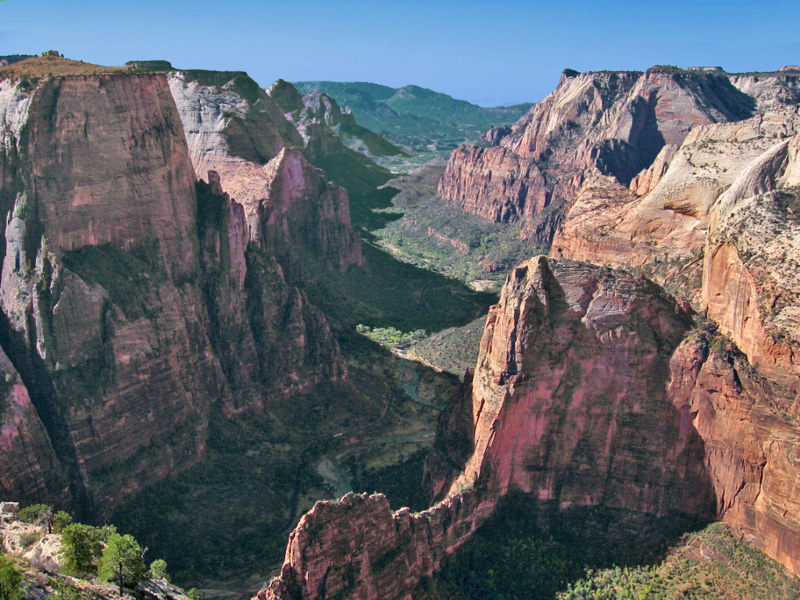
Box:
0, 347, 69, 505
702, 132, 800, 401
442, 258, 713, 518
0, 68, 346, 511
439, 68, 756, 245
669, 333, 800, 575
0, 72, 225, 510
552, 107, 800, 306
169, 72, 364, 272
260, 492, 493, 600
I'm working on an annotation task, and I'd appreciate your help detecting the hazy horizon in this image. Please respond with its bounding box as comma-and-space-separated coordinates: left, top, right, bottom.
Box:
2, 0, 799, 106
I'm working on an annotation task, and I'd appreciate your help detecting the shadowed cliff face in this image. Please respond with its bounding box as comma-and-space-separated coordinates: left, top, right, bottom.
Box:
438, 68, 756, 245
0, 69, 347, 512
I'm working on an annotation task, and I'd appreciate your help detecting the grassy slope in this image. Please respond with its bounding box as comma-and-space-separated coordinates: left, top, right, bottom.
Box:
293, 80, 532, 153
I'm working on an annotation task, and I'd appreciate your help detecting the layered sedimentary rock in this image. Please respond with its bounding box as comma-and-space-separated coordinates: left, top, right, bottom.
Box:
261, 491, 492, 600
702, 132, 800, 400
266, 80, 396, 194
441, 258, 713, 517
552, 94, 800, 302
439, 67, 756, 244
0, 62, 346, 510
669, 334, 800, 575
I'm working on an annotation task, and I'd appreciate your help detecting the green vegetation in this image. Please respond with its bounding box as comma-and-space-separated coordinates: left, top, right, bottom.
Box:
59, 523, 105, 578
52, 510, 73, 533
558, 522, 800, 599
306, 241, 496, 333
149, 558, 169, 581
0, 556, 24, 600
18, 504, 51, 527
124, 60, 174, 71
408, 316, 486, 376
98, 534, 147, 593
346, 448, 431, 512
370, 164, 539, 290
355, 324, 426, 349
294, 81, 532, 155
420, 493, 800, 600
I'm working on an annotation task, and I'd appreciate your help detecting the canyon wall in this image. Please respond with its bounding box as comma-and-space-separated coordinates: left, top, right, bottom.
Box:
0, 62, 349, 511
438, 67, 756, 245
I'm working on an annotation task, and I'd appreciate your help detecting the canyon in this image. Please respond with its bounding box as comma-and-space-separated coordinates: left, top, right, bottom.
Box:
262, 67, 800, 599
3, 53, 800, 600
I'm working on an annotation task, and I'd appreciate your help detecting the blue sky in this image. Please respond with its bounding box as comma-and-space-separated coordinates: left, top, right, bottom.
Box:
1, 0, 798, 105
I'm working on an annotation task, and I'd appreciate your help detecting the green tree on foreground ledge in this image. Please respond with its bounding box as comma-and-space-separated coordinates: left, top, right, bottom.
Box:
0, 556, 24, 600
99, 534, 147, 593
60, 524, 104, 578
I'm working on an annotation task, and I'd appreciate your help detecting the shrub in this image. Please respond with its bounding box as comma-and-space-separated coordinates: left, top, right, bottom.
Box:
18, 504, 51, 526
0, 556, 24, 600
148, 558, 168, 581
52, 512, 73, 534
18, 532, 42, 550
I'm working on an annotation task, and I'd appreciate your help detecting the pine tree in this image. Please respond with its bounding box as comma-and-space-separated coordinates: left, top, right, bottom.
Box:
98, 534, 146, 593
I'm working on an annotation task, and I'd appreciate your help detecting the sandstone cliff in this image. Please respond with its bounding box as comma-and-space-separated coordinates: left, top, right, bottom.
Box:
261, 254, 800, 598
439, 67, 756, 245
0, 63, 347, 511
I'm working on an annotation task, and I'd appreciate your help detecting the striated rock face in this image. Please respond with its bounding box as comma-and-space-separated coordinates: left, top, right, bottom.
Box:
267, 81, 396, 194
552, 106, 800, 305
0, 66, 347, 510
260, 491, 493, 600
441, 257, 713, 518
0, 72, 225, 510
0, 347, 69, 505
262, 248, 800, 596
439, 67, 755, 244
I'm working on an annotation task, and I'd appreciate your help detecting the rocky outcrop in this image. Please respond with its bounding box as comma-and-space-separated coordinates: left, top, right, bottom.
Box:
439, 67, 756, 245
0, 348, 69, 505
552, 107, 800, 305
439, 258, 712, 517
0, 64, 347, 511
668, 333, 800, 575
170, 72, 364, 272
260, 492, 493, 600
266, 81, 396, 194
269, 81, 406, 160
701, 132, 800, 400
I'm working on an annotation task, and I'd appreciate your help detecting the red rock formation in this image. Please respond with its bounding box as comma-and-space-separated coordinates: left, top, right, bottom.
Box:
442, 258, 713, 517
0, 67, 347, 510
169, 73, 364, 273
260, 491, 493, 600
261, 252, 800, 597
669, 334, 800, 575
439, 68, 756, 245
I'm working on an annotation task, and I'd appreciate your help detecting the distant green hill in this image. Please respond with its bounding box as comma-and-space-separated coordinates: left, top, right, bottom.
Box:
294, 81, 533, 153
